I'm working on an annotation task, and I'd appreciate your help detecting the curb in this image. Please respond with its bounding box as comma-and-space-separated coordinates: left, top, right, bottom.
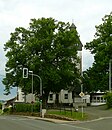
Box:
21, 115, 76, 123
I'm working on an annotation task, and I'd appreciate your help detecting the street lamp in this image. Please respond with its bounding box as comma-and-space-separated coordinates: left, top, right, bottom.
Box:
29, 71, 34, 96
32, 73, 42, 117
29, 71, 34, 112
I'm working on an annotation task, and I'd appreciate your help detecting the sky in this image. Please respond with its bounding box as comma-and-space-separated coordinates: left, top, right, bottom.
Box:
0, 0, 112, 100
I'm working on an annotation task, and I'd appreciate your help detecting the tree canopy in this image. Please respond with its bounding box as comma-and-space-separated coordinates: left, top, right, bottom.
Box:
3, 17, 81, 97
84, 12, 112, 92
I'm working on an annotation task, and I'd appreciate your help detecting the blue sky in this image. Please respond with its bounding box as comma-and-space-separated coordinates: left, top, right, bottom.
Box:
0, 0, 112, 100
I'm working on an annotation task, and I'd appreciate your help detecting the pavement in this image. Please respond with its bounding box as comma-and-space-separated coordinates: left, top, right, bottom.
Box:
24, 116, 76, 123
80, 105, 112, 120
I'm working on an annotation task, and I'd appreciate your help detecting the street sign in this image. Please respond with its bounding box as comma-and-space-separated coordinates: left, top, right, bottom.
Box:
79, 92, 85, 118
79, 92, 85, 97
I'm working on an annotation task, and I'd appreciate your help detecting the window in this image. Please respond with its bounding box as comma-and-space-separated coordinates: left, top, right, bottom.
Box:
101, 97, 103, 102
49, 94, 53, 100
64, 94, 68, 99
97, 97, 100, 102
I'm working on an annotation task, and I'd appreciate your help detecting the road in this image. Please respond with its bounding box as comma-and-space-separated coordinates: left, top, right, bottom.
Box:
0, 115, 112, 130
0, 115, 81, 130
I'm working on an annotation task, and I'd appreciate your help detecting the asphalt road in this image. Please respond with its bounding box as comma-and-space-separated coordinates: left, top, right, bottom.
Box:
69, 117, 112, 130
0, 115, 112, 130
0, 115, 82, 130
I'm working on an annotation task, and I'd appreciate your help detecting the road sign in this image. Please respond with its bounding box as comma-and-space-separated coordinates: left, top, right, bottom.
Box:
79, 92, 85, 97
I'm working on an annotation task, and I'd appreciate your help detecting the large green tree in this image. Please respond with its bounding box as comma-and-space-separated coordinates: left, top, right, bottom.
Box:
3, 17, 81, 98
84, 12, 112, 92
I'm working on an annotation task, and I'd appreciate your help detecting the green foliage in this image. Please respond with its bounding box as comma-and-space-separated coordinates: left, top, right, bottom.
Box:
84, 12, 112, 92
104, 92, 112, 108
0, 103, 2, 109
3, 17, 81, 97
14, 103, 40, 112
47, 110, 87, 120
3, 107, 12, 113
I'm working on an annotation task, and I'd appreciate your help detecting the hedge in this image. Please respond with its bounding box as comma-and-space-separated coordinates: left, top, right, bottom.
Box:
13, 103, 40, 112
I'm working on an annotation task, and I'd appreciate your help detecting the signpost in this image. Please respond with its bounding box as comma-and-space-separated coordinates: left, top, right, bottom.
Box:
79, 92, 85, 118
79, 92, 85, 98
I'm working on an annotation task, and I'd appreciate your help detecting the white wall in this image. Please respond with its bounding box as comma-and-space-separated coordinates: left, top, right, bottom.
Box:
59, 90, 73, 104
77, 51, 82, 72
26, 93, 36, 103
15, 88, 24, 102
91, 94, 106, 106
47, 90, 73, 104
47, 92, 56, 104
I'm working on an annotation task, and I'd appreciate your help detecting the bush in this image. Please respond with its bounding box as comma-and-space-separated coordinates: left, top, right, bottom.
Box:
104, 92, 112, 108
0, 103, 2, 109
14, 103, 40, 113
3, 108, 11, 113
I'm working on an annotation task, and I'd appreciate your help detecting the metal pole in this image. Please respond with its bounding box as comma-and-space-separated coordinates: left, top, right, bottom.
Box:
29, 71, 34, 112
109, 60, 111, 92
28, 72, 42, 117
81, 72, 83, 118
33, 74, 42, 117
40, 77, 42, 117
81, 98, 83, 118
32, 71, 33, 112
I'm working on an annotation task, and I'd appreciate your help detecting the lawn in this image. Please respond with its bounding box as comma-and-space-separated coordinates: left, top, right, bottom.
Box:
47, 110, 88, 121
0, 109, 2, 114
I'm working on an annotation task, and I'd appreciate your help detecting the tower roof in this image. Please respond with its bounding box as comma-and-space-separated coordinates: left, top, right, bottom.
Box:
70, 23, 76, 29
70, 23, 83, 51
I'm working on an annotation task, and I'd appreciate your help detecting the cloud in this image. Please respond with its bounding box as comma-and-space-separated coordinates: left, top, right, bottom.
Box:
83, 49, 94, 71
0, 0, 112, 72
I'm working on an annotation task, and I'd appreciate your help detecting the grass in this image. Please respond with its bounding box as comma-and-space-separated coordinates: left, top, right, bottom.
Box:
0, 109, 2, 115
47, 110, 88, 121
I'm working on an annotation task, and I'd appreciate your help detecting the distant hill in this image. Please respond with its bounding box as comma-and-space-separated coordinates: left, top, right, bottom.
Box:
0, 100, 5, 103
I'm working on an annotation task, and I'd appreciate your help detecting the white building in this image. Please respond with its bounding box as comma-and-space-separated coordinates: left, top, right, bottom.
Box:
15, 87, 24, 102
47, 90, 73, 104
90, 91, 106, 106
47, 90, 90, 105
15, 87, 36, 103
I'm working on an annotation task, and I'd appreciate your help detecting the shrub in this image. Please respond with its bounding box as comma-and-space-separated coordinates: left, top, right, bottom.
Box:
0, 103, 2, 109
3, 108, 10, 113
14, 103, 40, 112
104, 92, 112, 108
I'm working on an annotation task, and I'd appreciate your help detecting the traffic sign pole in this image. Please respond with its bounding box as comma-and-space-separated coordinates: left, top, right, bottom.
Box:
79, 92, 84, 118
81, 98, 84, 118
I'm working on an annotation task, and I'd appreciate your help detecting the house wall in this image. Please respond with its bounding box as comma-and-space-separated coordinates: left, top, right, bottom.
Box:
91, 94, 106, 106
47, 90, 73, 104
59, 90, 73, 104
15, 88, 36, 103
47, 92, 56, 104
15, 88, 24, 102
25, 93, 36, 103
